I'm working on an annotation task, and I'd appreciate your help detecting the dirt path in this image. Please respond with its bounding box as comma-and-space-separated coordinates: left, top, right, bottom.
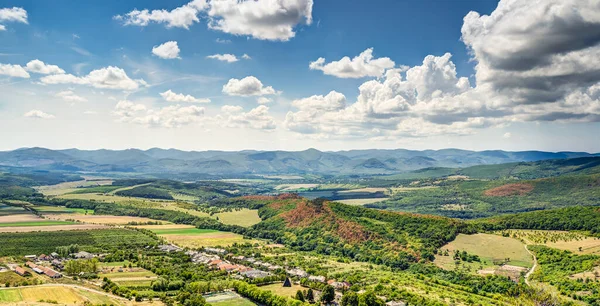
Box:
524, 244, 537, 285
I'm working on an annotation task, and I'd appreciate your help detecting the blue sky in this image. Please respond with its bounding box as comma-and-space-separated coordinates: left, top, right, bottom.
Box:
1, 0, 599, 152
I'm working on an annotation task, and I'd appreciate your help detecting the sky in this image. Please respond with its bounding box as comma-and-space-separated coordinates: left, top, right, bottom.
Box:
0, 0, 599, 152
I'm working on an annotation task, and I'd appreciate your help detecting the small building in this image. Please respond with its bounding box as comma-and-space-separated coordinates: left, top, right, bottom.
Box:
14, 267, 29, 276
26, 262, 37, 269
50, 252, 59, 258
38, 254, 51, 261
283, 277, 292, 287
308, 275, 326, 283
73, 251, 94, 259
240, 269, 272, 279
24, 255, 36, 260
32, 267, 44, 274
44, 268, 62, 278
386, 301, 406, 306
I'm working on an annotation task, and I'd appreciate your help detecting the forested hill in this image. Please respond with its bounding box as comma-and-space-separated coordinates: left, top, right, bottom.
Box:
0, 147, 598, 175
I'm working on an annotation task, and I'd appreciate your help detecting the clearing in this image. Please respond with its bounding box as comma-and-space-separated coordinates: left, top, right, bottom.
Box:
259, 283, 306, 299
47, 213, 165, 225
499, 229, 600, 255
204, 292, 256, 306
146, 225, 252, 248
483, 183, 534, 197
0, 284, 126, 305
215, 209, 262, 227
435, 233, 533, 274
336, 198, 387, 206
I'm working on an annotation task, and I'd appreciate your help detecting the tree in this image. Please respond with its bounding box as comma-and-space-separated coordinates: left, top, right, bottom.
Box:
341, 291, 359, 306
295, 290, 305, 302
359, 291, 385, 306
306, 288, 315, 303
321, 285, 335, 304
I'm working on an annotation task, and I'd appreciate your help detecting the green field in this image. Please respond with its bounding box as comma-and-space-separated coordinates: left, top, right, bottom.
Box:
99, 271, 156, 279
259, 283, 306, 299
205, 292, 256, 306
215, 209, 262, 227
33, 205, 89, 214
435, 233, 533, 271
0, 220, 75, 227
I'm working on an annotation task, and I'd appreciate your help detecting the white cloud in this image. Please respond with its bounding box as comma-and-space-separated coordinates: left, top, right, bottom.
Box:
160, 89, 210, 103
206, 53, 238, 63
116, 0, 313, 41
24, 110, 54, 119
222, 76, 277, 96
114, 100, 205, 128
114, 0, 207, 29
309, 48, 395, 78
40, 66, 147, 91
0, 7, 28, 28
257, 97, 272, 104
0, 63, 29, 78
152, 41, 181, 59
242, 54, 251, 60
26, 59, 65, 75
503, 132, 511, 139
56, 90, 87, 103
220, 105, 276, 130
292, 91, 346, 111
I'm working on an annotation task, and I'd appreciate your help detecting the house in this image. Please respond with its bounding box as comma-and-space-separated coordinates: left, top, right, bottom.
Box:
32, 267, 44, 274
51, 259, 63, 269
43, 268, 62, 278
73, 251, 94, 259
330, 281, 350, 290
14, 267, 29, 276
26, 262, 37, 269
158, 244, 181, 253
283, 277, 292, 287
204, 247, 227, 254
24, 255, 36, 260
386, 301, 406, 306
308, 275, 326, 283
50, 252, 59, 258
38, 254, 51, 261
287, 268, 309, 278
240, 269, 272, 279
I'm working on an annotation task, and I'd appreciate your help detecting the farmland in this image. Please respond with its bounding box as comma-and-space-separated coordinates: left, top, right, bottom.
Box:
435, 233, 533, 273
47, 213, 166, 225
498, 229, 600, 255
215, 209, 261, 227
0, 285, 127, 305
146, 225, 251, 248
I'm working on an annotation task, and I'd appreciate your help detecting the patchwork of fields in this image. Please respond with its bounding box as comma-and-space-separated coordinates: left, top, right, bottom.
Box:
141, 224, 251, 248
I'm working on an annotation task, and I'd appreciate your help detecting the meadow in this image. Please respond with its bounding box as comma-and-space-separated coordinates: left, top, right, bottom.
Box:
435, 233, 533, 273
146, 225, 251, 248
498, 229, 600, 255
204, 292, 256, 306
0, 285, 126, 305
259, 283, 306, 299
215, 209, 262, 227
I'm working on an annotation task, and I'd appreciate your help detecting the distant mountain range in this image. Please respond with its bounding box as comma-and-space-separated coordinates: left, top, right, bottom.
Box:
0, 147, 598, 176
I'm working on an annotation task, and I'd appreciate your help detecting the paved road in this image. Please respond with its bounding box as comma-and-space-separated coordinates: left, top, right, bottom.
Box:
524, 244, 537, 285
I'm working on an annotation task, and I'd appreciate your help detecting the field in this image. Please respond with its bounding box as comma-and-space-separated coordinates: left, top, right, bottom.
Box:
0, 214, 42, 223
0, 285, 126, 305
0, 228, 157, 256
435, 233, 533, 274
205, 292, 256, 306
259, 283, 306, 299
36, 179, 114, 196
498, 230, 600, 255
275, 184, 319, 191
336, 198, 387, 205
0, 224, 108, 233
0, 220, 74, 227
215, 209, 261, 227
33, 205, 89, 214
99, 267, 158, 288
144, 224, 251, 248
47, 213, 166, 225
0, 204, 28, 216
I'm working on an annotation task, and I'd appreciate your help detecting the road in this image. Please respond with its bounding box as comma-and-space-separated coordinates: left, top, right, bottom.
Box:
524, 244, 537, 285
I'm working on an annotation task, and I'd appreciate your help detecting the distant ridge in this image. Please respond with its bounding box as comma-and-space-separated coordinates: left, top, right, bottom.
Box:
0, 147, 598, 175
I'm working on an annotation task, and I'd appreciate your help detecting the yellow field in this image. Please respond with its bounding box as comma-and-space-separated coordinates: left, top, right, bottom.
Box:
47, 213, 166, 225
498, 230, 600, 255
0, 224, 108, 233
0, 285, 126, 305
36, 179, 114, 196
0, 214, 41, 223
435, 233, 533, 273
275, 184, 319, 191
259, 283, 306, 299
215, 209, 262, 227
338, 187, 388, 193
336, 198, 387, 206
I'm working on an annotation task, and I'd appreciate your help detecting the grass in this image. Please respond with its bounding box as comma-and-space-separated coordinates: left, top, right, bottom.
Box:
210, 297, 256, 306
149, 226, 252, 248
99, 271, 156, 279
259, 283, 306, 299
0, 285, 124, 305
435, 233, 533, 272
499, 230, 600, 255
33, 205, 89, 214
336, 198, 388, 206
215, 209, 262, 227
0, 220, 75, 227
